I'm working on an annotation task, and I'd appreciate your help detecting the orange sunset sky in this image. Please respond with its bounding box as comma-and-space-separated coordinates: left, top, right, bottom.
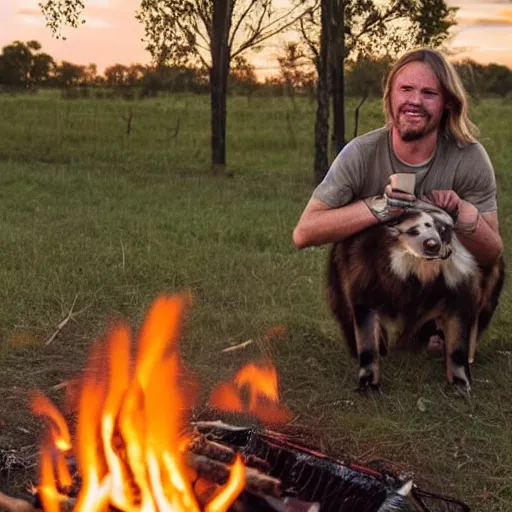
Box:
1, 0, 512, 77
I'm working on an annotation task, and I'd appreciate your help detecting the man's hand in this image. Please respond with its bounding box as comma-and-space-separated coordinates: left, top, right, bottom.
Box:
364, 174, 417, 222
422, 190, 479, 230
421, 189, 503, 267
423, 190, 461, 216
385, 174, 416, 203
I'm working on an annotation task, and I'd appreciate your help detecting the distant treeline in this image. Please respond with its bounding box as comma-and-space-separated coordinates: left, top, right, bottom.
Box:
1, 40, 511, 100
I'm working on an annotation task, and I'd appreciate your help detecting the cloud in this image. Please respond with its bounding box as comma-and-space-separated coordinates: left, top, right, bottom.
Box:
16, 8, 40, 16
83, 17, 113, 29
19, 14, 44, 26
451, 3, 512, 29
465, 18, 512, 25
16, 8, 112, 29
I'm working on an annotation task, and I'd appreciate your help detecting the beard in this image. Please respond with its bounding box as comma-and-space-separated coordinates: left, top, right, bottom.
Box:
395, 104, 435, 142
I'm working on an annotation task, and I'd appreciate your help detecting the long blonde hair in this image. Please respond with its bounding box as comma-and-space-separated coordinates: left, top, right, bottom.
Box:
382, 48, 478, 145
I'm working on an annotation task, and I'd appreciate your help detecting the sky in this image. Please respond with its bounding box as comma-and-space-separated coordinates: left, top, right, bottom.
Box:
1, 0, 512, 77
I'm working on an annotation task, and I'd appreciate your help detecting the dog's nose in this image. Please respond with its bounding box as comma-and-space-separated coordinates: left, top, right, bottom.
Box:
423, 238, 441, 256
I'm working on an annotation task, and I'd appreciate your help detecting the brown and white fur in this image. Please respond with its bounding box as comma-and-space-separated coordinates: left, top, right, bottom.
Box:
326, 203, 505, 392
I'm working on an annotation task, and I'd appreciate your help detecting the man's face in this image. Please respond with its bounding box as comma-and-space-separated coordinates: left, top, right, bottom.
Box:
390, 61, 446, 142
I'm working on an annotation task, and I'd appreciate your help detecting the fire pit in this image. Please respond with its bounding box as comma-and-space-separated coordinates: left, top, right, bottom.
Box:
0, 294, 471, 512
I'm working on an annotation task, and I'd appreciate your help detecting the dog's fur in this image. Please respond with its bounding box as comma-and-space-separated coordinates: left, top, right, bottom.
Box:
326, 203, 505, 391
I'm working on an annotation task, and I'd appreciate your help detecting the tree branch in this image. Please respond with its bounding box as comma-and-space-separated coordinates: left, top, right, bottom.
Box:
229, 0, 263, 50
232, 3, 317, 59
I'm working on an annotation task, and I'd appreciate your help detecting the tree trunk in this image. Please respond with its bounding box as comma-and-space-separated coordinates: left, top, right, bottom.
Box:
313, 0, 331, 185
211, 0, 231, 172
330, 0, 345, 157
353, 91, 368, 139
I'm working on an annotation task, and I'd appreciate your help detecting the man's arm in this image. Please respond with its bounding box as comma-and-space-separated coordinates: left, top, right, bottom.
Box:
456, 209, 503, 267
448, 143, 503, 266
293, 175, 415, 249
292, 198, 380, 249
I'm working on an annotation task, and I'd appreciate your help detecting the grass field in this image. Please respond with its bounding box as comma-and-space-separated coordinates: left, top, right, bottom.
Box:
0, 90, 511, 510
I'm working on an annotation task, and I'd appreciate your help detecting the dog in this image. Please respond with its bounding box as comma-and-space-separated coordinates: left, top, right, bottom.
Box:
326, 201, 505, 392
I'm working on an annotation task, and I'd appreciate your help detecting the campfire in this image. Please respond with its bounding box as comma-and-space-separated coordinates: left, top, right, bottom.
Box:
0, 294, 472, 512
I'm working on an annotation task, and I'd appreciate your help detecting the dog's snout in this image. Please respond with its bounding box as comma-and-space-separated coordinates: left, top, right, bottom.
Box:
423, 238, 441, 256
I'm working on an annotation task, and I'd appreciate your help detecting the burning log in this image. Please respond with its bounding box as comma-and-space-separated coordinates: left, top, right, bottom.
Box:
188, 434, 270, 474
186, 452, 282, 498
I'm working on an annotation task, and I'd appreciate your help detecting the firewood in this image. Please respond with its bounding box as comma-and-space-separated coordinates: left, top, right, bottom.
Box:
188, 435, 235, 463
188, 435, 271, 474
186, 452, 282, 498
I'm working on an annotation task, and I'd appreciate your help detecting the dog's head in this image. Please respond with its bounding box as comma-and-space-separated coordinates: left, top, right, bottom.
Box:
386, 208, 455, 261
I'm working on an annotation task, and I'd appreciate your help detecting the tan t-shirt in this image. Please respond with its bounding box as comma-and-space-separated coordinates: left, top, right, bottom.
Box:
312, 127, 498, 213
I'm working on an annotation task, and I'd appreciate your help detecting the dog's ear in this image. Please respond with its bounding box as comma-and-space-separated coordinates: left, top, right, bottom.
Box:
385, 224, 402, 237
384, 216, 405, 237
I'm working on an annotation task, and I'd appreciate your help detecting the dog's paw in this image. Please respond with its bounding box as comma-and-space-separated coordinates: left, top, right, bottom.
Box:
357, 366, 380, 392
451, 369, 472, 394
448, 349, 472, 392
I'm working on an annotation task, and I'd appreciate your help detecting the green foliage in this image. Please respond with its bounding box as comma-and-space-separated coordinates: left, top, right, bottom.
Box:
229, 55, 259, 96
1, 38, 511, 100
345, 54, 392, 97
53, 61, 87, 88
0, 40, 55, 88
38, 0, 86, 39
135, 0, 203, 67
455, 59, 512, 101
298, 0, 457, 63
277, 42, 316, 97
411, 0, 457, 47
133, 0, 312, 69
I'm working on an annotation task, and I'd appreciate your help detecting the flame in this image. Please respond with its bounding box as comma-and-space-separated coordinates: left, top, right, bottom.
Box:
209, 360, 292, 425
30, 294, 255, 512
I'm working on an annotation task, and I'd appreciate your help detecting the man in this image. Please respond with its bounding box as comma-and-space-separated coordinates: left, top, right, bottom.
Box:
293, 47, 502, 267
292, 47, 503, 350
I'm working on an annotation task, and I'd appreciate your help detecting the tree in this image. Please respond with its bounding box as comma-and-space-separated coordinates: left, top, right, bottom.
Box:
53, 61, 87, 88
0, 40, 55, 88
39, 0, 312, 172
298, 0, 458, 183
229, 55, 258, 97
311, 0, 331, 185
345, 54, 392, 137
277, 42, 315, 103
104, 64, 131, 88
31, 52, 55, 86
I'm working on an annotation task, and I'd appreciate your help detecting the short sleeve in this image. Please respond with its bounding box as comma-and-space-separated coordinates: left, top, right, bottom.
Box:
312, 139, 364, 208
455, 143, 498, 213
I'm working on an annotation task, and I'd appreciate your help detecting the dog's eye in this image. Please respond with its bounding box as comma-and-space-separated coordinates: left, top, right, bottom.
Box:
406, 228, 420, 237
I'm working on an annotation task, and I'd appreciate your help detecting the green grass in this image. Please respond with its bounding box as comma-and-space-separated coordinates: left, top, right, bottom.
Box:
0, 91, 511, 510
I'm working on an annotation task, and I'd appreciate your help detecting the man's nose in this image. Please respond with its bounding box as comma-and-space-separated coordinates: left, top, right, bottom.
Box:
408, 91, 422, 104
